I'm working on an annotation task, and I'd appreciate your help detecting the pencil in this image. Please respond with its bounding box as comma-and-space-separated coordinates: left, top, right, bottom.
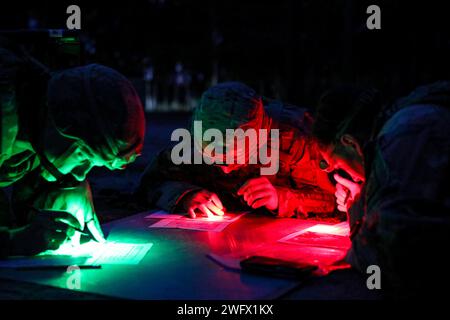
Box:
16, 265, 102, 271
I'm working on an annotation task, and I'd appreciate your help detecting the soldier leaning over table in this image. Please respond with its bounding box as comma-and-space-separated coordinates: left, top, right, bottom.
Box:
136, 82, 339, 220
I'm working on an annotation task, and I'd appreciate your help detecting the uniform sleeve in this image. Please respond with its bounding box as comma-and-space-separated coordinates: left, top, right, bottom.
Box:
275, 138, 336, 218
347, 109, 450, 294
135, 148, 203, 213
275, 185, 336, 218
0, 46, 22, 257
32, 180, 95, 227
0, 46, 21, 170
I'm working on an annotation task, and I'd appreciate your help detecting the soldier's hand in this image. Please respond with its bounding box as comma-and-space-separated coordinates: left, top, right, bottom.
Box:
237, 177, 279, 210
334, 173, 362, 212
182, 190, 225, 219
84, 211, 105, 243
9, 210, 81, 256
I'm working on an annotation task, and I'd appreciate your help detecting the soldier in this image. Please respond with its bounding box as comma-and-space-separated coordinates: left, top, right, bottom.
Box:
312, 82, 450, 298
0, 38, 145, 257
136, 82, 336, 220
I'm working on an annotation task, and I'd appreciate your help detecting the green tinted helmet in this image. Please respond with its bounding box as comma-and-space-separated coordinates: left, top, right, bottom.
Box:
191, 82, 270, 166
192, 82, 264, 134
46, 64, 146, 170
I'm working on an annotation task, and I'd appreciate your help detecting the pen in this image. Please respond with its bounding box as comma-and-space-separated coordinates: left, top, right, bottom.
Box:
16, 265, 102, 271
31, 207, 89, 236
72, 227, 89, 237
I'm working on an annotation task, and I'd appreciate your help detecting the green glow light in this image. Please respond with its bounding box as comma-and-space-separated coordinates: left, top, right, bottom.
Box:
41, 240, 100, 257
40, 240, 153, 265
36, 181, 100, 244
60, 37, 78, 43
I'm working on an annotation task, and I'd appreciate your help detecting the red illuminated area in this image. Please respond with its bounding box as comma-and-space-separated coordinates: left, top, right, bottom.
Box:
204, 214, 351, 275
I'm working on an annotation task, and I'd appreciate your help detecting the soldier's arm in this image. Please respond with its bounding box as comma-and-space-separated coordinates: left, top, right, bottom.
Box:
275, 184, 336, 218
0, 46, 22, 170
347, 112, 450, 293
0, 45, 23, 257
274, 140, 336, 218
135, 148, 203, 213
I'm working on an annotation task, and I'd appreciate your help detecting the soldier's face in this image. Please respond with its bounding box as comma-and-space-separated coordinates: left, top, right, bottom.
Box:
209, 150, 246, 174
41, 142, 103, 182
41, 139, 136, 182
318, 141, 365, 184
205, 140, 253, 174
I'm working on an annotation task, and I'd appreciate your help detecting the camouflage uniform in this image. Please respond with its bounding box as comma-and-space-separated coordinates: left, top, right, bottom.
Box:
346, 82, 450, 297
137, 95, 337, 218
0, 40, 96, 257
0, 42, 40, 255
0, 38, 144, 257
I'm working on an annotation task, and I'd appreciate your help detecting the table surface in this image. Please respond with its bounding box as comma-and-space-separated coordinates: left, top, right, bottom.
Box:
0, 212, 352, 300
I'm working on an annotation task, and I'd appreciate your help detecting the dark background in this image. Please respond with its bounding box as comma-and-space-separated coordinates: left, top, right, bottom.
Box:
0, 1, 447, 299
1, 0, 449, 217
1, 0, 449, 109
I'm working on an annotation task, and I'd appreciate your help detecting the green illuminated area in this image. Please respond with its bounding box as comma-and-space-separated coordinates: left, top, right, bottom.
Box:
59, 37, 78, 43
42, 240, 103, 257
40, 140, 114, 183
40, 240, 153, 265
33, 178, 108, 243
31, 162, 154, 265
38, 184, 93, 226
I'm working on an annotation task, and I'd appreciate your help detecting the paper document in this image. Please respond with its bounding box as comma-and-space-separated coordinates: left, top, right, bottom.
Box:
81, 242, 153, 265
0, 241, 153, 269
146, 211, 245, 232
278, 222, 351, 249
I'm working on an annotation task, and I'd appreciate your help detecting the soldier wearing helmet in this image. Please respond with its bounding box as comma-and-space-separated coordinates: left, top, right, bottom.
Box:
0, 38, 145, 257
137, 82, 336, 220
